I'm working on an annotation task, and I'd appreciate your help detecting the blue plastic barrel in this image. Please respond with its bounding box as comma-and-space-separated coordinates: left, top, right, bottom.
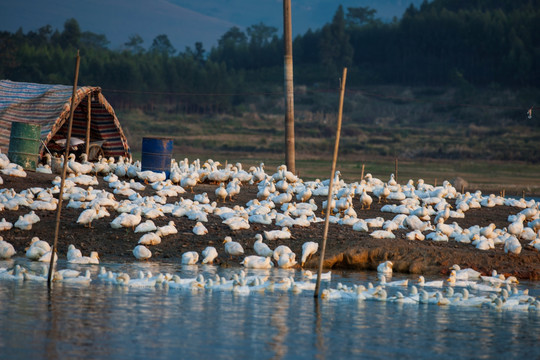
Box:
141, 137, 173, 178
8, 122, 41, 170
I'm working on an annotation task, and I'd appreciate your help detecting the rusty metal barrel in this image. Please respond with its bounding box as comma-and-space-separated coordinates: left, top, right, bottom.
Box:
141, 137, 173, 178
8, 122, 41, 170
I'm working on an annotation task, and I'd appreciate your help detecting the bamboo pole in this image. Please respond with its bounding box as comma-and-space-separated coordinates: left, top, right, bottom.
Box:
314, 67, 347, 298
394, 158, 398, 183
84, 94, 91, 158
283, 0, 295, 174
48, 50, 80, 287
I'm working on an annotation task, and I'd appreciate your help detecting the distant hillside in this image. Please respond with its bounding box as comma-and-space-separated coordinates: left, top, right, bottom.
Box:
0, 0, 236, 51
0, 0, 424, 51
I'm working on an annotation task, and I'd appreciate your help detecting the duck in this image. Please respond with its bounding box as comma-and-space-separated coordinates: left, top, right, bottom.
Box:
264, 227, 291, 241
373, 184, 390, 203
156, 221, 177, 237
215, 183, 228, 202
67, 244, 83, 261
193, 221, 208, 236
223, 236, 244, 259
405, 230, 425, 241
301, 241, 318, 267
359, 188, 373, 210
182, 251, 199, 265
277, 252, 297, 269
69, 251, 100, 265
76, 205, 100, 228
138, 232, 162, 246
449, 264, 481, 280
504, 236, 522, 255
417, 275, 444, 288
133, 245, 152, 260
253, 234, 274, 258
241, 255, 273, 269
25, 237, 51, 260
134, 220, 157, 233
377, 260, 393, 275
14, 215, 33, 230
0, 218, 13, 231
379, 275, 409, 287
272, 245, 293, 262
201, 246, 218, 264
0, 238, 16, 259
137, 170, 167, 184
370, 230, 396, 239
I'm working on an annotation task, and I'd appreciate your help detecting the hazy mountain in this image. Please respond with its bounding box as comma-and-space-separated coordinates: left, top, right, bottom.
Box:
0, 0, 424, 52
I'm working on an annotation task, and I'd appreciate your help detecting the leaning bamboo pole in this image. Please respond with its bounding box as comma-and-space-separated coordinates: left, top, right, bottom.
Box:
314, 68, 347, 298
47, 50, 80, 287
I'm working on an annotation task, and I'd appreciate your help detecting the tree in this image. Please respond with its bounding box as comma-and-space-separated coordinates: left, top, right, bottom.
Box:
150, 34, 176, 56
219, 26, 247, 46
124, 34, 145, 54
319, 5, 354, 73
80, 31, 110, 49
346, 6, 378, 27
247, 22, 277, 47
58, 18, 81, 48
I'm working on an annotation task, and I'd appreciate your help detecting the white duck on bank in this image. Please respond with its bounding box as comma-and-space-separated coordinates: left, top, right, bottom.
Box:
133, 245, 152, 260
201, 246, 218, 264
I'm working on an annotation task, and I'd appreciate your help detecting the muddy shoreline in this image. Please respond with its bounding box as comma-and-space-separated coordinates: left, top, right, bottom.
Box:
2, 171, 539, 280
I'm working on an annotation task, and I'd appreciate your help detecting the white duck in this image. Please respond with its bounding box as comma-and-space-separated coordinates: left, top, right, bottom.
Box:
223, 236, 244, 259
377, 261, 393, 275
193, 221, 208, 236
0, 218, 13, 231
69, 251, 100, 265
133, 245, 152, 260
277, 252, 297, 268
253, 234, 274, 258
241, 255, 273, 269
201, 246, 218, 264
25, 237, 51, 260
138, 232, 161, 246
182, 251, 199, 265
134, 220, 157, 233
67, 244, 82, 261
156, 221, 177, 237
0, 239, 16, 259
301, 241, 318, 267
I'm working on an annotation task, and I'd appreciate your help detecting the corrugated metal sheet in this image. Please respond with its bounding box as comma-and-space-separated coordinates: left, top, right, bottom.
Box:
0, 80, 130, 158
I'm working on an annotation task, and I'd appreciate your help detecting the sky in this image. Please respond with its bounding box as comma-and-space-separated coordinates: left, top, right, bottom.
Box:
0, 0, 424, 51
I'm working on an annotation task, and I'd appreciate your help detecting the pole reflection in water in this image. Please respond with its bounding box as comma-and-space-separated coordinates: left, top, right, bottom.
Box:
314, 297, 326, 360
269, 295, 288, 359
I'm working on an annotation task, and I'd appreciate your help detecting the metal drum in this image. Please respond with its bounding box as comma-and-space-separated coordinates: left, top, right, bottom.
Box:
141, 137, 173, 178
7, 122, 41, 170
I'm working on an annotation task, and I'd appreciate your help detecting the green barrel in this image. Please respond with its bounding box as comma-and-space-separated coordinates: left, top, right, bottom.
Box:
8, 122, 41, 171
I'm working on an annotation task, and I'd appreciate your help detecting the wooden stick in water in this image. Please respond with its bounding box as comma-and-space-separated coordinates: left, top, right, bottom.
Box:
48, 50, 80, 287
315, 67, 347, 298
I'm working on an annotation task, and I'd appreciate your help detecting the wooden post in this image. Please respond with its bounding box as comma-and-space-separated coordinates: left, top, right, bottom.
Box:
394, 158, 398, 184
461, 184, 464, 194
48, 50, 80, 288
315, 68, 347, 298
360, 164, 365, 180
84, 94, 92, 158
283, 0, 295, 174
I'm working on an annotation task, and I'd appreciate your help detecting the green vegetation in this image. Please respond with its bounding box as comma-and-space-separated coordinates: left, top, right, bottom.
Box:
1, 0, 539, 188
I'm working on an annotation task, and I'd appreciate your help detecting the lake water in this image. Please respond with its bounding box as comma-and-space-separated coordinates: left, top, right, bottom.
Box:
1, 259, 539, 359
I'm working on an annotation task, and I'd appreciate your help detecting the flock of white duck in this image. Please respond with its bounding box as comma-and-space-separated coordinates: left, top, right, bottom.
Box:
0, 150, 538, 311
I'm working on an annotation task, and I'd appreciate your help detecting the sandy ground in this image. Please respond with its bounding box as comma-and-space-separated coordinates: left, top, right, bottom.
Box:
2, 171, 539, 280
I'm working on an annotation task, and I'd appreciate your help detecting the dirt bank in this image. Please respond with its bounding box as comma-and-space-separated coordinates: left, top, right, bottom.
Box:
2, 172, 539, 280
